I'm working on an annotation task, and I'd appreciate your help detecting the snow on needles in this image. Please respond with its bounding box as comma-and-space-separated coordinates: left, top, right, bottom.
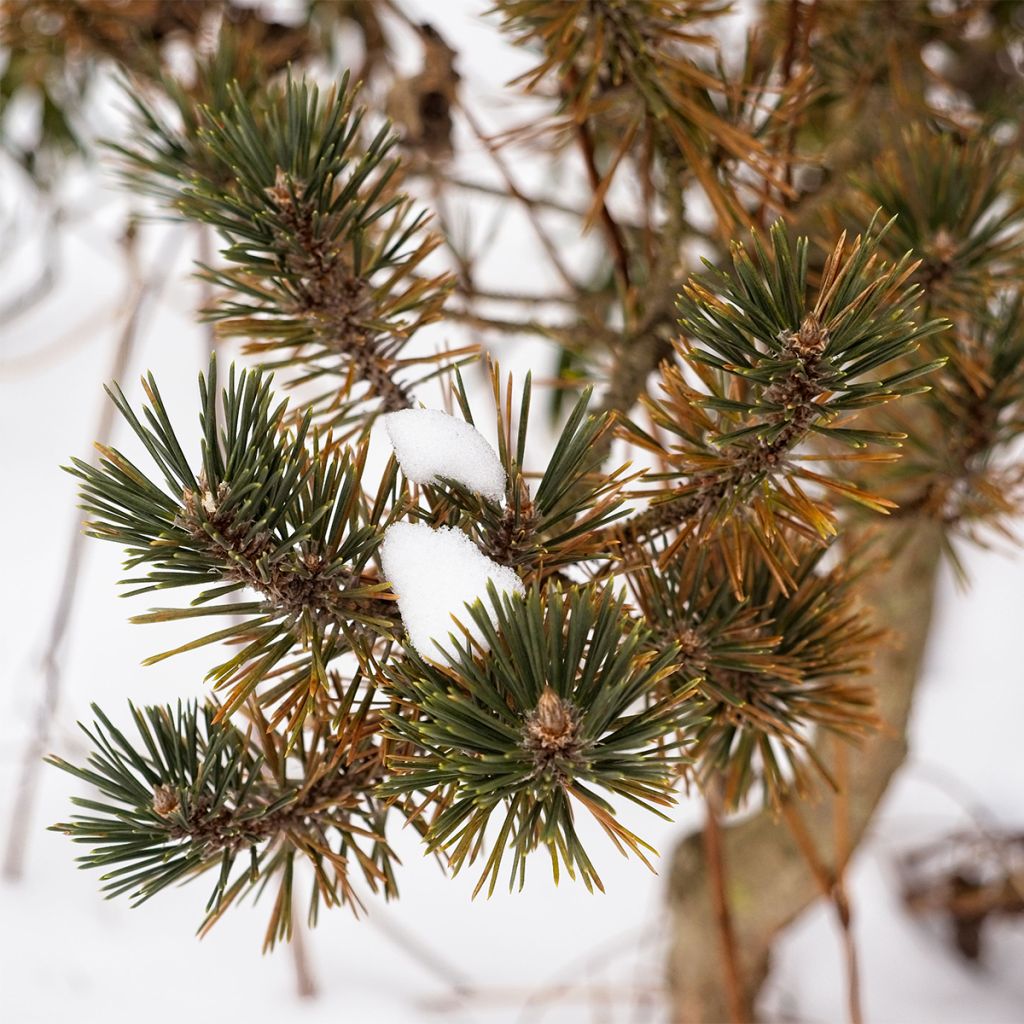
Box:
380, 522, 525, 659
384, 408, 506, 502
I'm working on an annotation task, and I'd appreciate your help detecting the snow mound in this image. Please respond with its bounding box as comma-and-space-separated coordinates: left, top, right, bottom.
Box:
384, 408, 506, 502
380, 521, 524, 659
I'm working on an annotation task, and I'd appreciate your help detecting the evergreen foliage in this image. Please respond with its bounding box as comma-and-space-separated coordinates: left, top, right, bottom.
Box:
68, 362, 400, 732
383, 584, 692, 895
48, 696, 397, 949
12, 1, 1022, 973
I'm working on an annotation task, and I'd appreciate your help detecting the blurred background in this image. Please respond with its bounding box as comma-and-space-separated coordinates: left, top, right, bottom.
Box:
1, 2, 1022, 1021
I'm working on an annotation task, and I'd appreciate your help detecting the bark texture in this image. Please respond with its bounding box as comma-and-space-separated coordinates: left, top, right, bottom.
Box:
666, 523, 944, 1022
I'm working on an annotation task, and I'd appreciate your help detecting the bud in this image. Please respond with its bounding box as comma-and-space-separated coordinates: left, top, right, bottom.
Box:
525, 686, 578, 755
152, 785, 180, 817
789, 313, 829, 360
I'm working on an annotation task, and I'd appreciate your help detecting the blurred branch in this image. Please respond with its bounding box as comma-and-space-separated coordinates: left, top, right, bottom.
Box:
0, 205, 61, 324
665, 523, 943, 1021
2, 226, 183, 880
459, 102, 585, 295
570, 95, 632, 295
702, 786, 747, 1023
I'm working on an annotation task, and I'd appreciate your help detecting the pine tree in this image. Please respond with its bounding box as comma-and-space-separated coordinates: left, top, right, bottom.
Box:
5, 2, 1024, 1020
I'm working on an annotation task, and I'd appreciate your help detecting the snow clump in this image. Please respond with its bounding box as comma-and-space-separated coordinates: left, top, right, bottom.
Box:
384, 408, 506, 502
380, 521, 524, 659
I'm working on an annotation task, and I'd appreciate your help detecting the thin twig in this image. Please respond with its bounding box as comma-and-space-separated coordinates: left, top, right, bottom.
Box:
0, 300, 117, 378
0, 205, 61, 324
781, 0, 819, 205
518, 924, 662, 1023
290, 913, 319, 999
442, 174, 598, 219
572, 109, 632, 296
365, 905, 477, 1001
382, 6, 584, 294
454, 282, 576, 305
428, 169, 476, 292
2, 227, 184, 880
780, 792, 864, 1024
832, 739, 864, 1024
703, 787, 747, 1023
459, 104, 584, 295
446, 307, 573, 339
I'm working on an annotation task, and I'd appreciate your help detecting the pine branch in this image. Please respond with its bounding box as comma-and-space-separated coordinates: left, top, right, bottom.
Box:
48, 696, 397, 948
381, 584, 695, 896
612, 217, 948, 587
628, 534, 881, 808
66, 358, 400, 727
411, 367, 636, 580
115, 72, 456, 426
845, 127, 1024, 308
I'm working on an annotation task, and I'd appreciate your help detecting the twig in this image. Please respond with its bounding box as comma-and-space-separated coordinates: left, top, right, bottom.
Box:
780, 792, 863, 1024
0, 300, 116, 377
427, 169, 476, 292
832, 738, 864, 1024
517, 924, 662, 1023
572, 110, 632, 296
702, 787, 747, 1023
365, 905, 477, 1001
2, 227, 184, 880
442, 174, 598, 219
383, 7, 584, 294
454, 282, 576, 305
458, 103, 585, 295
446, 307, 573, 340
781, 1, 819, 205
290, 913, 318, 999
0, 206, 61, 324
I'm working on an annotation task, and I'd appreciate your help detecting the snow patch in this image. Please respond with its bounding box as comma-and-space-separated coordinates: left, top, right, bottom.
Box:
384, 408, 506, 502
380, 521, 524, 659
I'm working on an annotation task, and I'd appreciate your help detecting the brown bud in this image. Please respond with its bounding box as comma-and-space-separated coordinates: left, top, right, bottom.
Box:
789, 313, 829, 359
152, 785, 180, 818
264, 167, 293, 208
536, 687, 571, 734
931, 227, 957, 266
677, 626, 704, 658
525, 687, 578, 756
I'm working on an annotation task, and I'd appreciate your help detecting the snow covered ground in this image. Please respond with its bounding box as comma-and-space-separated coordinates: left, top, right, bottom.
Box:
1, 3, 1023, 1021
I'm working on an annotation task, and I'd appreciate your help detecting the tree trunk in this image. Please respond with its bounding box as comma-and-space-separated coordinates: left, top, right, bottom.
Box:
665, 523, 944, 1022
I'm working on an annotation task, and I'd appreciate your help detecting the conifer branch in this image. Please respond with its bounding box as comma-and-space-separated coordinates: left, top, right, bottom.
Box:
610, 218, 948, 586
66, 359, 400, 726
115, 71, 456, 426
381, 584, 696, 895
48, 697, 397, 948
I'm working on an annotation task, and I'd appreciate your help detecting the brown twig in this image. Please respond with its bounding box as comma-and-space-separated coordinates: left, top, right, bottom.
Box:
365, 905, 477, 1003
702, 787, 747, 1023
572, 110, 632, 296
459, 103, 584, 295
383, 5, 584, 297
289, 913, 319, 999
832, 737, 864, 1024
780, 792, 863, 1024
781, 0, 819, 205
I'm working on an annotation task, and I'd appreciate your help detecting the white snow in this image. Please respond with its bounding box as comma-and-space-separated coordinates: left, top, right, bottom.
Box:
380, 521, 524, 658
384, 408, 506, 502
